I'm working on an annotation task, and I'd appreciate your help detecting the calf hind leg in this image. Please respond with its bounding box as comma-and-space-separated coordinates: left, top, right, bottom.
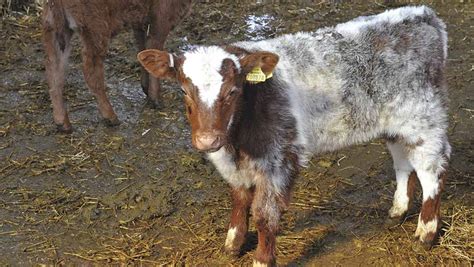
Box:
145, 0, 192, 108
43, 18, 73, 133
386, 142, 417, 226
133, 27, 150, 97
409, 138, 450, 249
80, 34, 119, 126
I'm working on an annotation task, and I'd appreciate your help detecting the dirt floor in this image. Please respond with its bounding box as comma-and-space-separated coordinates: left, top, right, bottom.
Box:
0, 1, 473, 266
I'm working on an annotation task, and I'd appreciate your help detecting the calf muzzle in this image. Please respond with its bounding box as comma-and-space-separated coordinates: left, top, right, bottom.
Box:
193, 132, 225, 152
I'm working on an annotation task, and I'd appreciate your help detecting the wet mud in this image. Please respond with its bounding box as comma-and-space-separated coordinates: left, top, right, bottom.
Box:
0, 1, 473, 265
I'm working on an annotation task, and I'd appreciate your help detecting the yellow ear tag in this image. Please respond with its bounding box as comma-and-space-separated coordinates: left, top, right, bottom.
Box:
246, 67, 271, 84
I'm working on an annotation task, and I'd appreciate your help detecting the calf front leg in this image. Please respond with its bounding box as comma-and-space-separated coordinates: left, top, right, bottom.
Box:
252, 176, 291, 267
225, 186, 254, 256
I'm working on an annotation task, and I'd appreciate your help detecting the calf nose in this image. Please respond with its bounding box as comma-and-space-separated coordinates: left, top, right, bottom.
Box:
195, 133, 223, 152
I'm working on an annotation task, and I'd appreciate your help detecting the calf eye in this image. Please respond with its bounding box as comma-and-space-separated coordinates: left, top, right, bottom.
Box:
228, 87, 238, 97
181, 87, 188, 95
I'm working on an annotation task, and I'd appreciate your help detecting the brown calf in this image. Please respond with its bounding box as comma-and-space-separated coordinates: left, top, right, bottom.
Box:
42, 0, 192, 133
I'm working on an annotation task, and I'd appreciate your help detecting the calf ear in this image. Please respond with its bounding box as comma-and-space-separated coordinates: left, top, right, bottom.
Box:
137, 49, 181, 80
239, 51, 279, 76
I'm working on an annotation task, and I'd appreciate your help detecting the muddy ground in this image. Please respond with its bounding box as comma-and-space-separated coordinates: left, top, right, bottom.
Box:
0, 1, 473, 266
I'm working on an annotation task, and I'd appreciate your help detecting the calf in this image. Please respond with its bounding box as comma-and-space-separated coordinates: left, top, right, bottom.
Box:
42, 0, 192, 133
138, 6, 450, 266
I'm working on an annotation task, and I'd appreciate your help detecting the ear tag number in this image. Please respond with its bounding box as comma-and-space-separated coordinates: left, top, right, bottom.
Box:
246, 67, 272, 84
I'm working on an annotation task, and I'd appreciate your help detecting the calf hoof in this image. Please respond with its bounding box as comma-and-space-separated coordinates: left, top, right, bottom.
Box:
141, 86, 149, 97
146, 97, 164, 109
253, 260, 275, 267
420, 239, 435, 250
223, 247, 241, 258
56, 123, 73, 134
414, 232, 437, 251
102, 117, 121, 127
384, 214, 406, 229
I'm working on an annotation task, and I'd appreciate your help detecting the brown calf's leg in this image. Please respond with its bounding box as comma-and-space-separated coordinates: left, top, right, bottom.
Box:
43, 19, 73, 133
144, 27, 168, 108
145, 0, 192, 108
80, 34, 119, 126
225, 186, 254, 256
133, 27, 151, 97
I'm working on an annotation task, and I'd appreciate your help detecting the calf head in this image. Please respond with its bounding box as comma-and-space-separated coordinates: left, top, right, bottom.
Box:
138, 46, 279, 152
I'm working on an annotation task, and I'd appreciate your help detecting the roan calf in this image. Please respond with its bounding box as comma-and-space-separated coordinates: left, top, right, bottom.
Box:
42, 0, 192, 133
138, 6, 450, 266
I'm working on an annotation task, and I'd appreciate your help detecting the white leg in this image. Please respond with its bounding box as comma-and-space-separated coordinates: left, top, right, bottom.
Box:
387, 142, 414, 218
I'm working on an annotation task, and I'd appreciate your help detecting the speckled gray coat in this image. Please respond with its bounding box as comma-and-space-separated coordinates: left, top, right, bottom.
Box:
233, 6, 449, 165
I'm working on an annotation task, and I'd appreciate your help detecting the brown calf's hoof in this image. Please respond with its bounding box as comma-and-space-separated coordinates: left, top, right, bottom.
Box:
146, 97, 164, 109
56, 123, 73, 134
102, 117, 121, 127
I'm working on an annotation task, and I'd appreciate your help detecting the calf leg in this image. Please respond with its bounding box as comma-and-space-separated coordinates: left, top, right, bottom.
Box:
408, 137, 450, 248
252, 176, 292, 267
225, 186, 254, 256
145, 0, 192, 107
133, 27, 150, 97
144, 26, 169, 108
43, 15, 73, 133
386, 142, 417, 225
80, 33, 119, 126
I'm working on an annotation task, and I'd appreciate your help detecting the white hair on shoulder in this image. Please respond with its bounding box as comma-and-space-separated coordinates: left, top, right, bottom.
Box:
182, 46, 240, 108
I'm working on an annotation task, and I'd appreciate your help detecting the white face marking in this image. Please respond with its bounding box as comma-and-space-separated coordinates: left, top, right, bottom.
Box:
182, 46, 240, 108
225, 227, 238, 249
335, 6, 428, 37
